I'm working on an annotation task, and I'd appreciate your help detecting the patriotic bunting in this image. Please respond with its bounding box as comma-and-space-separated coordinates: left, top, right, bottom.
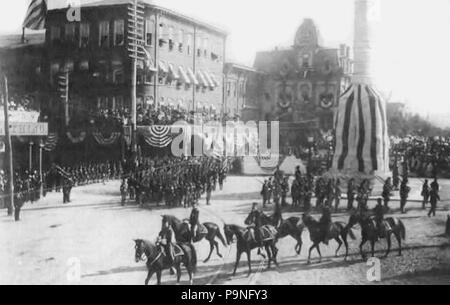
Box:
92, 132, 121, 146
139, 126, 173, 148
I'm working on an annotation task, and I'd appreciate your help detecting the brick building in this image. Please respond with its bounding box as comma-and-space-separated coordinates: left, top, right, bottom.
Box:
252, 18, 352, 146
223, 62, 261, 120
43, 0, 227, 128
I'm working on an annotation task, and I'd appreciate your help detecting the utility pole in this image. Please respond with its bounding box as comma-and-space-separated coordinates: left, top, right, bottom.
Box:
127, 0, 145, 155
1, 73, 14, 216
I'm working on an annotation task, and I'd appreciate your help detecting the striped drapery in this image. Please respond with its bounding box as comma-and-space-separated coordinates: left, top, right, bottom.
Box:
332, 83, 389, 174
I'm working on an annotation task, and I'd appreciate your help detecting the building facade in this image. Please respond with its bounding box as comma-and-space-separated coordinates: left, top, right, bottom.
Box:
44, 0, 227, 128
252, 18, 352, 146
223, 62, 260, 120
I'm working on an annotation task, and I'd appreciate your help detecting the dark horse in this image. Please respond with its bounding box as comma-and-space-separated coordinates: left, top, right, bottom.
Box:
162, 215, 227, 263
347, 211, 406, 260
245, 207, 304, 255
225, 210, 279, 276
302, 213, 356, 264
134, 239, 197, 285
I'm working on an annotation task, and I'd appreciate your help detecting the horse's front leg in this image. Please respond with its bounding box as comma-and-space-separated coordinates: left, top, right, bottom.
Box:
233, 251, 242, 276
145, 270, 154, 286
334, 237, 343, 257
384, 234, 392, 258
176, 265, 182, 284
360, 238, 367, 261
316, 244, 322, 263
246, 250, 252, 277
156, 270, 162, 285
271, 244, 279, 267
265, 245, 272, 269
395, 231, 403, 257
307, 244, 316, 264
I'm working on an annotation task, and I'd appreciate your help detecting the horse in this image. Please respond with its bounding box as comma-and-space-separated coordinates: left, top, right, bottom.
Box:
162, 214, 227, 263
188, 209, 228, 263
302, 213, 356, 264
134, 239, 197, 285
245, 207, 304, 255
347, 210, 406, 260
223, 221, 279, 276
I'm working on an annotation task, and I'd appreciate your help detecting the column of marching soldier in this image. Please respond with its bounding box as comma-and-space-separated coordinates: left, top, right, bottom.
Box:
120, 157, 230, 208
0, 161, 124, 220
260, 162, 441, 217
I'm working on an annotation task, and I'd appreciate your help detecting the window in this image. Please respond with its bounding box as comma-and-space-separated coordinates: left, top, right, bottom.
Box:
115, 96, 124, 110
302, 54, 310, 68
80, 23, 90, 48
196, 36, 202, 57
168, 26, 174, 51
50, 26, 61, 44
203, 38, 209, 57
178, 29, 184, 52
114, 19, 124, 46
145, 19, 154, 46
158, 23, 166, 47
99, 21, 110, 47
186, 34, 192, 55
50, 62, 60, 85
65, 23, 76, 44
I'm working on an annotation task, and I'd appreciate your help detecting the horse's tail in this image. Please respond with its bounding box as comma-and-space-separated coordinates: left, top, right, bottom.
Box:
188, 243, 197, 273
216, 228, 227, 247
398, 220, 406, 240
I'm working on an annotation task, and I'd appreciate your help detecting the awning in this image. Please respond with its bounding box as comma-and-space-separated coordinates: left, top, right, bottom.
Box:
178, 66, 191, 85
159, 60, 168, 75
168, 63, 180, 80
187, 68, 199, 85
196, 70, 208, 87
142, 48, 157, 72
202, 70, 215, 88
209, 73, 220, 87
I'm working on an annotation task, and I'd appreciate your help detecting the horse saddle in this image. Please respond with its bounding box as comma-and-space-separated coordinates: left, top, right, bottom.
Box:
245, 226, 277, 242
196, 223, 208, 236
370, 219, 392, 237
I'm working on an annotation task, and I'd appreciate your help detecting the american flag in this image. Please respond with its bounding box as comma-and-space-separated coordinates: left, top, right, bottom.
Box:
23, 0, 47, 30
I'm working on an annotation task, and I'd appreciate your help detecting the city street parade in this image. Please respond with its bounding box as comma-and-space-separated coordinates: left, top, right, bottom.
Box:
0, 0, 450, 287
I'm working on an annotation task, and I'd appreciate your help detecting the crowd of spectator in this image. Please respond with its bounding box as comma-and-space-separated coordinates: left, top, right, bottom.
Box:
390, 136, 450, 178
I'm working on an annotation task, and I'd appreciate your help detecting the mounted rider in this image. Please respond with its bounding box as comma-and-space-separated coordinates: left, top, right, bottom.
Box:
319, 206, 332, 245
158, 219, 176, 274
373, 198, 386, 238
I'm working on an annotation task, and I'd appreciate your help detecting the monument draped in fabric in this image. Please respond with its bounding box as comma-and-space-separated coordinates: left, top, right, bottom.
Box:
332, 83, 389, 175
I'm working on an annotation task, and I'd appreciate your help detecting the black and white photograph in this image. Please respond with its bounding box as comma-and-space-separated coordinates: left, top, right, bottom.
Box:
0, 0, 450, 288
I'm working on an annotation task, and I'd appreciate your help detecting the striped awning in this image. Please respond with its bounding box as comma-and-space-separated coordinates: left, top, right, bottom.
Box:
187, 68, 199, 85
196, 70, 208, 87
209, 73, 220, 87
168, 63, 180, 80
202, 70, 215, 88
159, 60, 168, 74
178, 66, 191, 85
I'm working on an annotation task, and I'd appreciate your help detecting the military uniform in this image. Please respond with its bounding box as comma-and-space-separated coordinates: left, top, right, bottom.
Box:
399, 179, 411, 214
